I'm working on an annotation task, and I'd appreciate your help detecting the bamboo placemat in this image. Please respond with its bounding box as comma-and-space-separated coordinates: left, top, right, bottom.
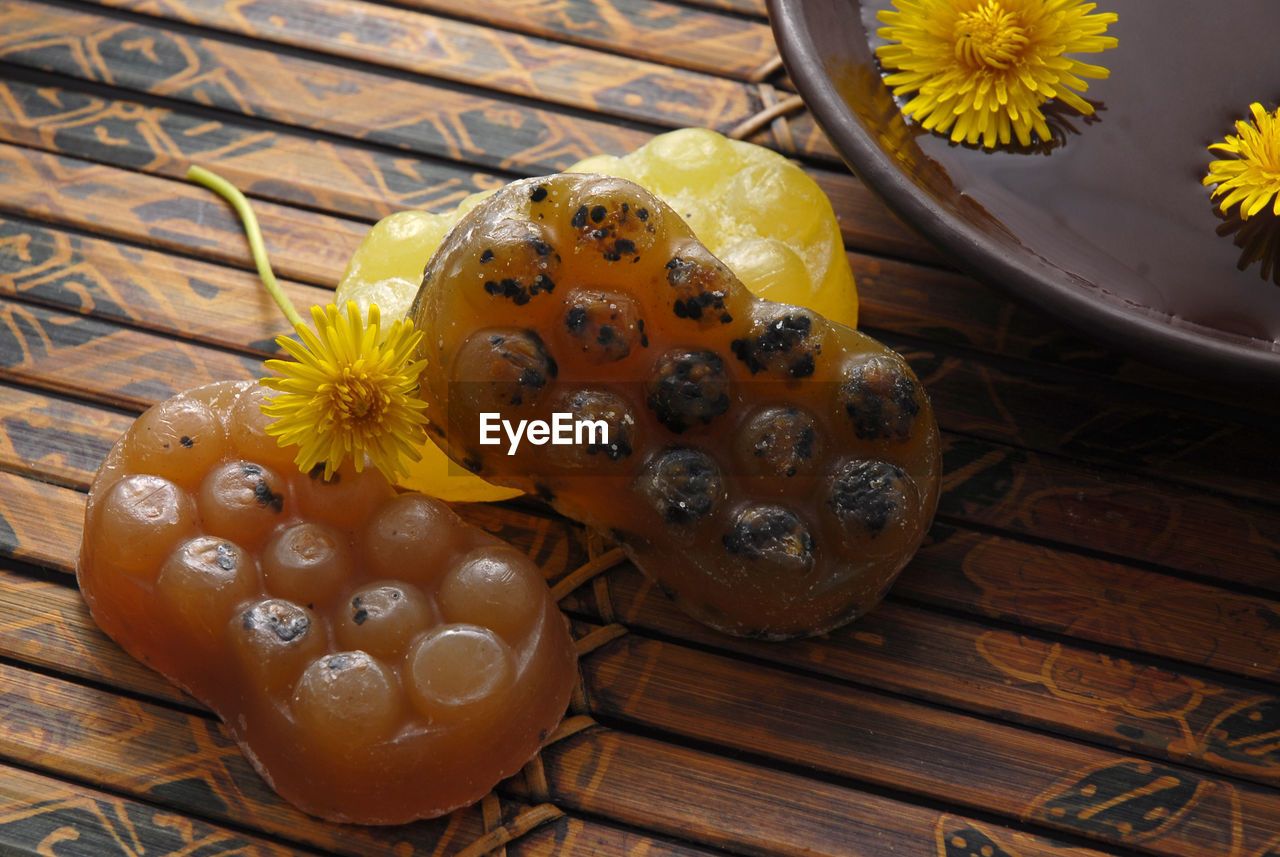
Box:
1, 2, 1278, 856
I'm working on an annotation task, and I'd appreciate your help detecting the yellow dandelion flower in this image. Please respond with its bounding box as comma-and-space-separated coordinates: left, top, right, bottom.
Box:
261, 302, 429, 482
1204, 102, 1280, 220
875, 0, 1118, 148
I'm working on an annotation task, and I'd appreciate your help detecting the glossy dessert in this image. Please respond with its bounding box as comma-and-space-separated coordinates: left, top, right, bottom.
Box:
76, 380, 577, 823
333, 127, 859, 502
410, 173, 941, 639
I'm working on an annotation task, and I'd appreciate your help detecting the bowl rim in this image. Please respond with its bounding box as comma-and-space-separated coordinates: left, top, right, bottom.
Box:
767, 0, 1280, 386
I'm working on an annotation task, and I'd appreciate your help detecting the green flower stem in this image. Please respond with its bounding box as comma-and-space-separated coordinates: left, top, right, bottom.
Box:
186, 165, 306, 330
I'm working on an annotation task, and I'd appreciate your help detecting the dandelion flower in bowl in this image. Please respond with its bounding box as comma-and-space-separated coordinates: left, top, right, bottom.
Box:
875, 0, 1118, 149
1204, 102, 1280, 220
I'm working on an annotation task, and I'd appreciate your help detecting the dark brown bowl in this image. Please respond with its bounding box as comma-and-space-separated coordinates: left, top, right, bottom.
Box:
769, 0, 1280, 386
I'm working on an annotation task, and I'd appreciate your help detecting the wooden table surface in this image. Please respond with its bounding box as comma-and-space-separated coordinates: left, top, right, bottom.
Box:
1, 1, 1279, 855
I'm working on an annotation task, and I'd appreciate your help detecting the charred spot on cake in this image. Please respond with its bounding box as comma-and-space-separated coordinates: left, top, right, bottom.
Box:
839, 356, 920, 441
665, 256, 732, 324
214, 542, 238, 571
639, 448, 723, 526
560, 291, 640, 362
828, 459, 913, 534
722, 506, 814, 568
242, 600, 312, 643
482, 273, 556, 305
241, 464, 284, 512
740, 406, 819, 478
565, 391, 634, 463
646, 350, 731, 433
453, 329, 557, 410
570, 195, 656, 261
529, 185, 548, 203
731, 313, 819, 377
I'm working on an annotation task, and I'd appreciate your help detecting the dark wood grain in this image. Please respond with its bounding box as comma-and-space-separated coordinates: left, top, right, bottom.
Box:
575, 631, 1280, 857
391, 0, 777, 79
529, 726, 1119, 857
87, 0, 836, 157
0, 142, 367, 287
0, 76, 500, 221
0, 761, 328, 857
561, 563, 1280, 790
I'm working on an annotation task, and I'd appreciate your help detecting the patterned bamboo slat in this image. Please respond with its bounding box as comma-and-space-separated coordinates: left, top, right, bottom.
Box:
931, 431, 1280, 593
683, 0, 764, 16
6, 540, 1273, 857
0, 142, 368, 287
0, 2, 654, 176
529, 726, 1120, 857
0, 384, 131, 490
87, 0, 836, 158
904, 342, 1280, 506
0, 746, 717, 857
0, 564, 194, 707
0, 659, 536, 857
16, 516, 1280, 804
0, 77, 501, 222
561, 564, 1280, 790
513, 814, 736, 857
901, 526, 1280, 682
572, 630, 1280, 857
0, 75, 876, 261
0, 470, 87, 573
385, 0, 777, 80
0, 296, 262, 410
0, 761, 330, 857
0, 656, 1114, 857
0, 216, 329, 354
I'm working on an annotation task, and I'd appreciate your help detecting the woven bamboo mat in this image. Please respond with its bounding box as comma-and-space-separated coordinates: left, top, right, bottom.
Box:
1, 1, 1279, 856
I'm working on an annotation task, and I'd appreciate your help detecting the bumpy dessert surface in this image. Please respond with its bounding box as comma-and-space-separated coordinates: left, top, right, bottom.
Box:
410, 173, 941, 639
77, 380, 577, 824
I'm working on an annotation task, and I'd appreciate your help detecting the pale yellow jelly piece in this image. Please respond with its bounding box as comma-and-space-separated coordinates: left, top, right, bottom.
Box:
336, 128, 855, 501
566, 127, 858, 329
